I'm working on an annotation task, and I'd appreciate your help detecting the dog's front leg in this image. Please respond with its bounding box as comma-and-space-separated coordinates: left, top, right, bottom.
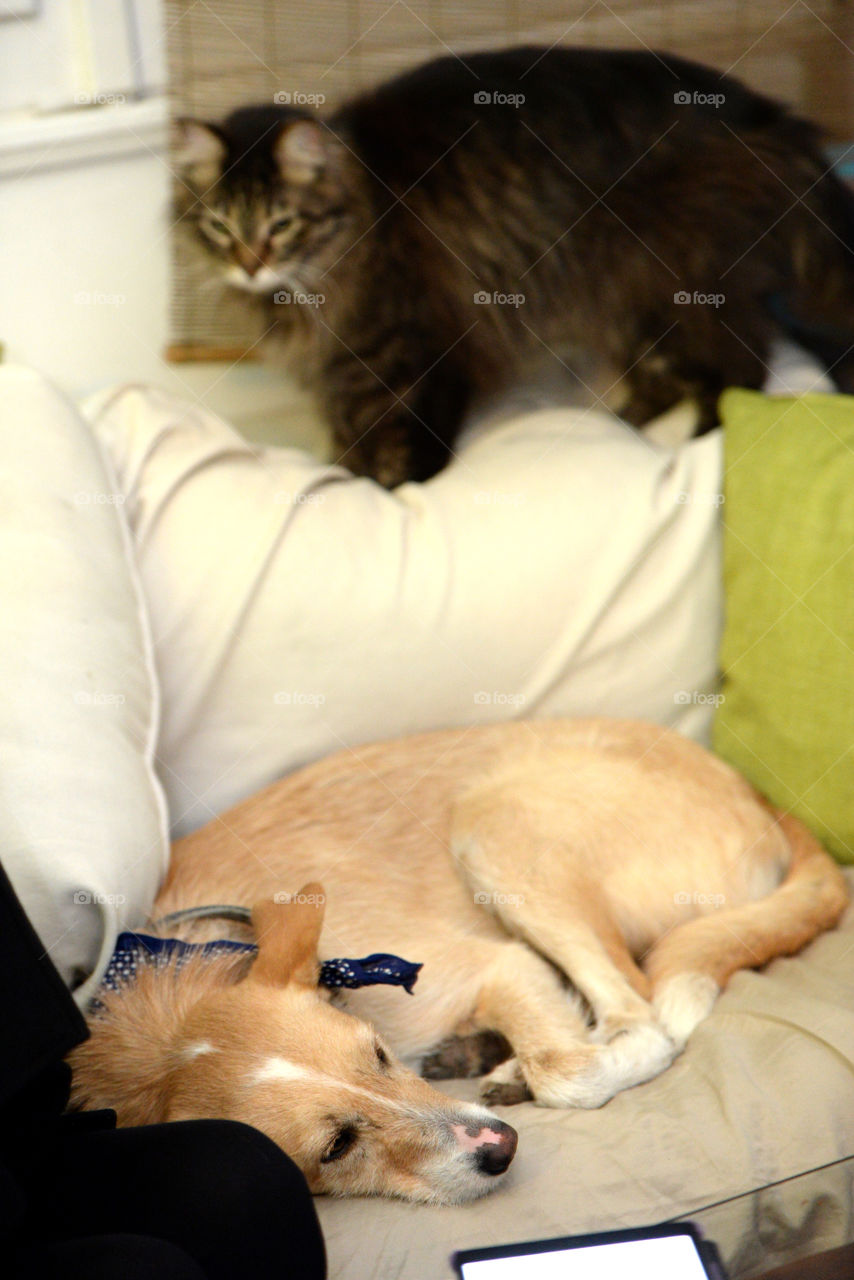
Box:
472, 941, 674, 1109
472, 941, 592, 1107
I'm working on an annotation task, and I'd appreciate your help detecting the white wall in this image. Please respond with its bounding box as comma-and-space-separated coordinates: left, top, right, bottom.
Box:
0, 0, 325, 445
0, 0, 181, 395
0, 98, 173, 395
0, 0, 167, 114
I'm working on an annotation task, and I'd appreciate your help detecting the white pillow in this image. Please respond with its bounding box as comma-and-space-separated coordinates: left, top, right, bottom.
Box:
0, 367, 169, 1004
84, 383, 724, 838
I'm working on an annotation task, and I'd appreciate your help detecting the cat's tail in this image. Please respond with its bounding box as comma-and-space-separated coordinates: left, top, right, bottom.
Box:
770, 141, 854, 392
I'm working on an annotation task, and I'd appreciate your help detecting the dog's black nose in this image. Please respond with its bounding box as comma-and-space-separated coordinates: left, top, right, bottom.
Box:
472, 1120, 518, 1176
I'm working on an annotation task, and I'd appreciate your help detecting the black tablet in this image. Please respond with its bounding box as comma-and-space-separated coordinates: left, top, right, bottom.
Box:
452, 1221, 728, 1279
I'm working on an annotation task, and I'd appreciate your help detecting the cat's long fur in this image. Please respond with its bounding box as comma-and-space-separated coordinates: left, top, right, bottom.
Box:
175, 47, 854, 485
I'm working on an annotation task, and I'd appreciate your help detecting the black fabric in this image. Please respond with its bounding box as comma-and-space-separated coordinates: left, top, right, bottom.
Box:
6, 1118, 327, 1280
0, 860, 87, 1109
11, 1232, 209, 1280
0, 859, 326, 1280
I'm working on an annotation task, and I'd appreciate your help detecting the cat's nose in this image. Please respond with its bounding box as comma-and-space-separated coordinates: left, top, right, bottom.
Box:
234, 244, 262, 277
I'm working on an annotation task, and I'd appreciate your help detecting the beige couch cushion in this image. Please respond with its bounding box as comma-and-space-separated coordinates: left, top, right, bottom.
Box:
83, 384, 723, 839
316, 882, 854, 1279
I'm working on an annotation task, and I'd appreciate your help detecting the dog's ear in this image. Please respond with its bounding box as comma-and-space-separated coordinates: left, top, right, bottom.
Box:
249, 884, 326, 989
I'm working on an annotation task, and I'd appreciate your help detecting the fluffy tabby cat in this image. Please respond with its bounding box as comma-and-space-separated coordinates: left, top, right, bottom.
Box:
175, 46, 854, 486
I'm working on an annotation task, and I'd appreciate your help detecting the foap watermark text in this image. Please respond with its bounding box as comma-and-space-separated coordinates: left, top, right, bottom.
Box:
674, 690, 725, 707
674, 290, 725, 308
474, 290, 525, 307
474, 890, 525, 908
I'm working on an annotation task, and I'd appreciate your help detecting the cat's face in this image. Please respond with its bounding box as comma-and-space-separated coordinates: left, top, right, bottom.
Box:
174, 109, 354, 297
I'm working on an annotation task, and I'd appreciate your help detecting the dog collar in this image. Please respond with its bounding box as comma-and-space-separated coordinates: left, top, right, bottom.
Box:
101, 931, 423, 997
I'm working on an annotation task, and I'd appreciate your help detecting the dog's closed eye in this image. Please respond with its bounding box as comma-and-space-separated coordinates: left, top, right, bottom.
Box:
322, 1125, 357, 1163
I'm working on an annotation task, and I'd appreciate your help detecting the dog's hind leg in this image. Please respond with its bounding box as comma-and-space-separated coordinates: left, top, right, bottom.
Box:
455, 817, 666, 1041
644, 812, 849, 1048
454, 807, 677, 1104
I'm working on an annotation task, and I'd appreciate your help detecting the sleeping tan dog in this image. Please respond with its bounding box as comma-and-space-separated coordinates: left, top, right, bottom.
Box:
70, 719, 848, 1203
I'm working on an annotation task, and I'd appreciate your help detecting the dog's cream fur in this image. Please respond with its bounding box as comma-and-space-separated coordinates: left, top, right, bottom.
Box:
70, 719, 848, 1201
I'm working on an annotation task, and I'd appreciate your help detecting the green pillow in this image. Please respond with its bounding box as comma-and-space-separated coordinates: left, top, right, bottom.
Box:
713, 388, 854, 864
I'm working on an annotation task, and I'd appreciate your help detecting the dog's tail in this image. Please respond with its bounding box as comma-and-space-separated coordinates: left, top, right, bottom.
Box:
733, 808, 850, 973
648, 809, 849, 996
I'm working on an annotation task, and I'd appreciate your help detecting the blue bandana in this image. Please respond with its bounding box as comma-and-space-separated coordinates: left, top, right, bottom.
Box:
101, 932, 422, 997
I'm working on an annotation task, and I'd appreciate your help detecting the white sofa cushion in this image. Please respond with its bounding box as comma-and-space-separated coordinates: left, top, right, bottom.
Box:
0, 367, 169, 1005
83, 384, 724, 838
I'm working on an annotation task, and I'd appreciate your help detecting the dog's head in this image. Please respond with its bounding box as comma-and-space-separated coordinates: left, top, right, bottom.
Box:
69, 885, 517, 1203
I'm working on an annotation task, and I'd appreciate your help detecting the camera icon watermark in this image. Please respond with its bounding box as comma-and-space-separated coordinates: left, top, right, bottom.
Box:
674, 290, 725, 308
473, 290, 525, 307
674, 889, 726, 908
273, 490, 325, 506
73, 889, 127, 906
73, 291, 126, 307
474, 691, 527, 707
675, 490, 725, 506
273, 90, 326, 107
273, 289, 325, 307
74, 490, 125, 506
74, 91, 127, 106
473, 91, 525, 107
73, 691, 126, 707
273, 690, 326, 707
274, 889, 326, 906
674, 690, 725, 707
674, 90, 725, 108
474, 889, 526, 907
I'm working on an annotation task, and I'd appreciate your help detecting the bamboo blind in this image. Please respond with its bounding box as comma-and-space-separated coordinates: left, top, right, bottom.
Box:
163, 0, 854, 357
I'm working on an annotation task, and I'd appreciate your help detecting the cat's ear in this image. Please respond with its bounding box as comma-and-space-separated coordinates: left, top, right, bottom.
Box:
274, 119, 330, 185
173, 119, 227, 186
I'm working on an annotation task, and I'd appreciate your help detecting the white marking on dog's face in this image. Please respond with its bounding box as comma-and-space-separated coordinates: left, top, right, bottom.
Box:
249, 1055, 484, 1122
172, 987, 517, 1202
182, 1040, 217, 1060
251, 1057, 310, 1085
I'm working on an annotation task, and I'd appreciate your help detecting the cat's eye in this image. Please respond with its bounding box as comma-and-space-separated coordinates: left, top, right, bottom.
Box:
268, 214, 295, 237
202, 215, 231, 241
375, 1041, 390, 1068
321, 1126, 356, 1163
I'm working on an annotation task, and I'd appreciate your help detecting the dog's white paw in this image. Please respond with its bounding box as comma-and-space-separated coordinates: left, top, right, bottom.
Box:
653, 972, 719, 1048
527, 1022, 677, 1109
